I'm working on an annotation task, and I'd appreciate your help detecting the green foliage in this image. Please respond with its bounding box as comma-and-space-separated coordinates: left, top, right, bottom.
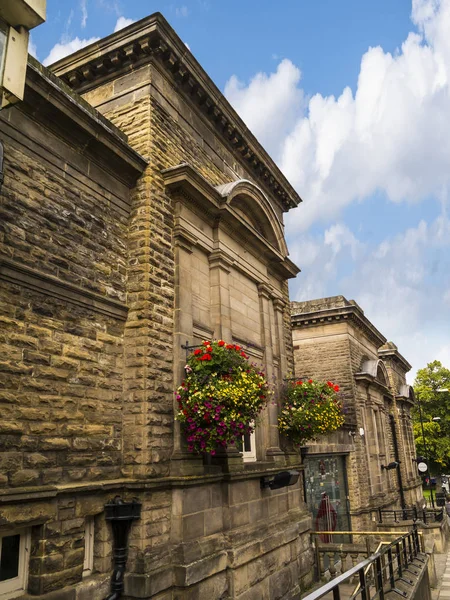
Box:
413, 361, 450, 472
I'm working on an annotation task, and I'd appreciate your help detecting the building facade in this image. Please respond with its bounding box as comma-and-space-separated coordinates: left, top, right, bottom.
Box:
291, 296, 423, 535
0, 13, 314, 600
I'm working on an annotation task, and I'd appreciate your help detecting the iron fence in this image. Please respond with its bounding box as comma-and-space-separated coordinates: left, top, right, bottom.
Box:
302, 527, 423, 600
377, 507, 443, 524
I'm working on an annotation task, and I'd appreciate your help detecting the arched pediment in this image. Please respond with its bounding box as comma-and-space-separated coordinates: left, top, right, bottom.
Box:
215, 180, 288, 256
398, 383, 415, 403
360, 358, 389, 386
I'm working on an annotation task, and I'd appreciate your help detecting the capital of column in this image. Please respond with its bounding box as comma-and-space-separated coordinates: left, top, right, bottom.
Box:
208, 249, 234, 272
272, 296, 287, 312
173, 225, 198, 254
257, 282, 274, 300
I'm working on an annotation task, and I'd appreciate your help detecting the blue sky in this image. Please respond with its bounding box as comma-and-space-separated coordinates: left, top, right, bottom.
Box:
30, 0, 450, 380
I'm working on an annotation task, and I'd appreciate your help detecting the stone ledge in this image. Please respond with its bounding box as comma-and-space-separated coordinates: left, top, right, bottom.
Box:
0, 257, 128, 320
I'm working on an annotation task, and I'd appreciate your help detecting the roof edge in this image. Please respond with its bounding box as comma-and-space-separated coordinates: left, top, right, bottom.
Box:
26, 57, 148, 181
49, 12, 301, 212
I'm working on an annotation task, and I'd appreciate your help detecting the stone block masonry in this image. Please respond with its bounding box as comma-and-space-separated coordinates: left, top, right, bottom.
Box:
0, 13, 312, 600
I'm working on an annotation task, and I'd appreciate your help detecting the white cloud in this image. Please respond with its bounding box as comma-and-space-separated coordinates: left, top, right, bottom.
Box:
28, 36, 38, 59
43, 36, 99, 66
80, 0, 88, 28
176, 6, 189, 17
290, 214, 450, 380
114, 16, 135, 33
224, 0, 450, 233
225, 0, 450, 378
225, 59, 304, 159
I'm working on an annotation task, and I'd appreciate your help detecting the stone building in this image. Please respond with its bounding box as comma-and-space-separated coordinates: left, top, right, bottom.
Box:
291, 296, 423, 535
0, 13, 314, 600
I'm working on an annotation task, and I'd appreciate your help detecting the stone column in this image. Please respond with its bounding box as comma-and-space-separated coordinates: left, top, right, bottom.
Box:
273, 297, 288, 379
258, 283, 283, 462
208, 249, 242, 471
209, 249, 233, 342
170, 227, 203, 475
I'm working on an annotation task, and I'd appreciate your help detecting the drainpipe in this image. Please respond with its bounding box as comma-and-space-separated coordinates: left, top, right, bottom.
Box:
0, 142, 4, 193
104, 496, 141, 600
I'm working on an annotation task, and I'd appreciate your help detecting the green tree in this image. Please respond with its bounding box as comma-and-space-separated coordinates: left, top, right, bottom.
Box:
413, 361, 450, 472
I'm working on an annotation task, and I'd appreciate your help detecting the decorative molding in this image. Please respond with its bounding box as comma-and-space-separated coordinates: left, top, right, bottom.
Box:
0, 257, 128, 320
273, 297, 288, 312
50, 14, 300, 212
354, 372, 393, 397
378, 345, 412, 372
291, 305, 386, 348
164, 163, 299, 280
208, 249, 234, 272
257, 282, 274, 300
172, 225, 198, 253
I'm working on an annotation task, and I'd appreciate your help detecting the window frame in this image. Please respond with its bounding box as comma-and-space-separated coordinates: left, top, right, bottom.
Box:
0, 529, 31, 600
82, 517, 95, 578
242, 426, 257, 463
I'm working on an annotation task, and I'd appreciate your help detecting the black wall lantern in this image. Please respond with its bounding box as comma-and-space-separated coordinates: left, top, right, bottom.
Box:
381, 461, 400, 471
261, 470, 300, 490
103, 496, 141, 600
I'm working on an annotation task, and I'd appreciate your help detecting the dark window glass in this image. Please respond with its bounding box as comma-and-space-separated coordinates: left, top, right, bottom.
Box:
0, 534, 20, 581
243, 433, 251, 452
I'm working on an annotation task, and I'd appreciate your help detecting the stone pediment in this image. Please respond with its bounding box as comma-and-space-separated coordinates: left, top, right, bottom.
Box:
162, 163, 299, 279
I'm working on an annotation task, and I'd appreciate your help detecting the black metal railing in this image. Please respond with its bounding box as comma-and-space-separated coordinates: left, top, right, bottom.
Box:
378, 507, 443, 524
302, 527, 424, 600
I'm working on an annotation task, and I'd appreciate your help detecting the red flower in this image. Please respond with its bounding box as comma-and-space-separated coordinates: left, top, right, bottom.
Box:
235, 345, 241, 351
203, 340, 211, 346
327, 381, 333, 387
226, 344, 234, 350
296, 380, 303, 385
240, 352, 248, 358
194, 349, 203, 356
218, 340, 225, 347
308, 379, 313, 384
202, 354, 212, 361
334, 385, 340, 392
206, 346, 213, 353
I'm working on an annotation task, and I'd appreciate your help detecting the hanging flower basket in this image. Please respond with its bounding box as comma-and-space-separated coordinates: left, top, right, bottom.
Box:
176, 340, 270, 455
278, 379, 345, 446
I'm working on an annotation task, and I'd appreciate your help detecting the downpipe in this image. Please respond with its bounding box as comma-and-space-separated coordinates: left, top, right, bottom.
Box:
103, 496, 141, 600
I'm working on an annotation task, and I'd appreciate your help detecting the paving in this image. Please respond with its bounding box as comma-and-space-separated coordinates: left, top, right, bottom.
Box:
434, 549, 450, 599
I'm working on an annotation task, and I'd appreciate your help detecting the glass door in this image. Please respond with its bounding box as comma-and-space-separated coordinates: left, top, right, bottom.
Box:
304, 454, 351, 543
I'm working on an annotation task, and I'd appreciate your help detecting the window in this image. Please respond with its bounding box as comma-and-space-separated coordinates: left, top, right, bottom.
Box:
0, 530, 30, 599
242, 428, 256, 463
82, 518, 94, 578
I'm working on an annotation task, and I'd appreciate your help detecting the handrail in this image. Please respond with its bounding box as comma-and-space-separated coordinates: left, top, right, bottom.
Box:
312, 530, 414, 535
303, 528, 422, 600
351, 541, 388, 596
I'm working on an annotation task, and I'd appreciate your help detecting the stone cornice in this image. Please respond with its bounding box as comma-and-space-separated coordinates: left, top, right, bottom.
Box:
0, 257, 128, 321
378, 346, 412, 372
291, 304, 386, 348
354, 372, 393, 397
24, 58, 147, 187
49, 13, 301, 212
